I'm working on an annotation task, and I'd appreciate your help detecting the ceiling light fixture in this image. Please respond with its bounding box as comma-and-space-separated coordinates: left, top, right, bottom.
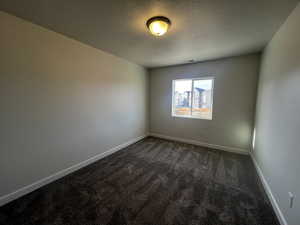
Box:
146, 16, 171, 36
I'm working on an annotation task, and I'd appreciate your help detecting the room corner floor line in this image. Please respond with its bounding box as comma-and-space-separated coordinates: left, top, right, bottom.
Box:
0, 134, 148, 207
149, 132, 249, 155
250, 153, 288, 225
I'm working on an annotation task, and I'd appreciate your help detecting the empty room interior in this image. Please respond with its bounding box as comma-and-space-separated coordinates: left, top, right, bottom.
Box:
0, 1, 300, 225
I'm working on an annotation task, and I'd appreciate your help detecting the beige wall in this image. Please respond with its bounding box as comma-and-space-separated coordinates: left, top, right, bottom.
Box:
0, 11, 148, 198
149, 54, 260, 152
254, 4, 300, 225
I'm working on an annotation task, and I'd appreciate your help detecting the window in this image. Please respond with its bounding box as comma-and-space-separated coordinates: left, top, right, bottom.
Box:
172, 77, 214, 120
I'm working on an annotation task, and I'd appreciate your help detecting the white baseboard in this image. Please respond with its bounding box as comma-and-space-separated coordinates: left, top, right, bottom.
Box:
149, 133, 249, 155
250, 153, 288, 225
0, 134, 147, 207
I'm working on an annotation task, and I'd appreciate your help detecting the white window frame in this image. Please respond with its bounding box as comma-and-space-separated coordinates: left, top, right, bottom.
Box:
172, 77, 214, 120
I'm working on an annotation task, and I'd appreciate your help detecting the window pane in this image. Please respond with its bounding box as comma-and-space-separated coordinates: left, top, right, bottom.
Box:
173, 80, 192, 116
192, 79, 213, 119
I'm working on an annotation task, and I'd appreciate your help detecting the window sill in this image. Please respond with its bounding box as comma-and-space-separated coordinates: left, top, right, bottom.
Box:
171, 114, 212, 120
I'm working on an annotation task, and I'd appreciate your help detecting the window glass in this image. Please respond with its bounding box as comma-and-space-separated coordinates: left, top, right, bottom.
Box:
173, 79, 192, 116
192, 79, 213, 119
172, 78, 213, 119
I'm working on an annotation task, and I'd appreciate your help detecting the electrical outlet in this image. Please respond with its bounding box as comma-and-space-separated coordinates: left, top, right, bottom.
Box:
288, 192, 294, 208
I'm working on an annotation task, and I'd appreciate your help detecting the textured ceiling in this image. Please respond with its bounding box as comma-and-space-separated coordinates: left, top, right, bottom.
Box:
0, 0, 299, 68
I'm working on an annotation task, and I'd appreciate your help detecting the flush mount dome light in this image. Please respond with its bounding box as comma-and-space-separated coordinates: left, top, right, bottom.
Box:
146, 16, 171, 36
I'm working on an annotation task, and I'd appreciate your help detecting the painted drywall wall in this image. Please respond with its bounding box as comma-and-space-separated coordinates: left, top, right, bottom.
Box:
149, 54, 260, 152
253, 4, 300, 225
0, 11, 148, 198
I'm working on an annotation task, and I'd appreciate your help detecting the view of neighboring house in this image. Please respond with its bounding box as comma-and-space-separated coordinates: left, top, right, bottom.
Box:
193, 88, 212, 109
174, 87, 212, 116
174, 91, 191, 108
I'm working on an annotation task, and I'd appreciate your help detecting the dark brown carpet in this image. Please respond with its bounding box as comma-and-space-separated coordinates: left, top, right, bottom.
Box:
0, 137, 279, 225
